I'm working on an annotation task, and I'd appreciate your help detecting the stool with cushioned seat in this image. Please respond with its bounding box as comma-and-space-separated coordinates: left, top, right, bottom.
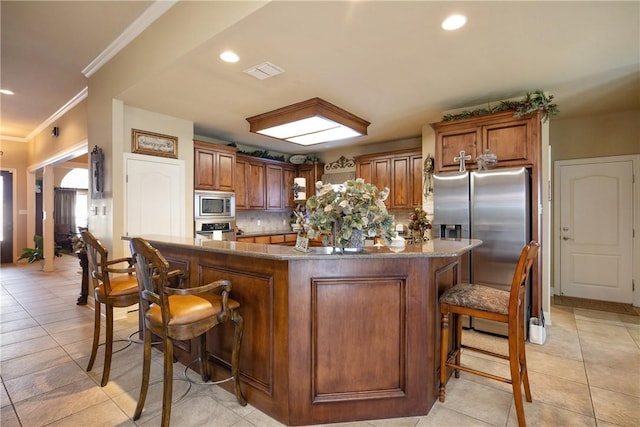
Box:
82, 230, 139, 387
129, 237, 246, 427
438, 241, 540, 427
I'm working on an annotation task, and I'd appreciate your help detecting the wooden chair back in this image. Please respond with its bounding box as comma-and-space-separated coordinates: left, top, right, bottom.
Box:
82, 230, 110, 293
509, 241, 540, 322
129, 237, 171, 324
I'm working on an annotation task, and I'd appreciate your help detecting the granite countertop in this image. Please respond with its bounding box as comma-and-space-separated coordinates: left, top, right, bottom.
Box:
124, 235, 482, 261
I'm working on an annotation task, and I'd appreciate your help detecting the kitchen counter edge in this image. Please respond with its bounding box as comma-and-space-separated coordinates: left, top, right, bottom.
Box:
123, 235, 482, 261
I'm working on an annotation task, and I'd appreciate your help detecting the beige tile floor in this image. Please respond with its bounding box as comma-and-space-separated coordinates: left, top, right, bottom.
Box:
1, 254, 639, 426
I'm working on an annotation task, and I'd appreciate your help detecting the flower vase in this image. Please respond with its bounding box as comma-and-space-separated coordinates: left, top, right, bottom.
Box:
412, 230, 424, 243
344, 229, 365, 252
332, 221, 365, 253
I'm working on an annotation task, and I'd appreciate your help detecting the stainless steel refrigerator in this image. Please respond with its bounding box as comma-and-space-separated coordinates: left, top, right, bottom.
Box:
433, 167, 531, 336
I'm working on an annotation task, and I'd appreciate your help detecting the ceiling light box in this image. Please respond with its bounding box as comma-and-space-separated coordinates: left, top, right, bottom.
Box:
246, 97, 370, 146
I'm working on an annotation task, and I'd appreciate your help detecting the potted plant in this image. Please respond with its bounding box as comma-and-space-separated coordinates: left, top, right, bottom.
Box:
304, 179, 396, 252
18, 235, 64, 263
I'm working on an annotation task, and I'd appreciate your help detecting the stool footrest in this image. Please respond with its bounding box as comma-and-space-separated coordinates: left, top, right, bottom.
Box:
445, 358, 513, 385
461, 344, 509, 361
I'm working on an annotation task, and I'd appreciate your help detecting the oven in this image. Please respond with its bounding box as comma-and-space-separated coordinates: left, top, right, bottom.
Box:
195, 220, 236, 241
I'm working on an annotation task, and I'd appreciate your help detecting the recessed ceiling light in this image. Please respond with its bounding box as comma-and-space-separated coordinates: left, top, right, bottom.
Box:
219, 51, 239, 63
0, 89, 15, 95
442, 14, 467, 31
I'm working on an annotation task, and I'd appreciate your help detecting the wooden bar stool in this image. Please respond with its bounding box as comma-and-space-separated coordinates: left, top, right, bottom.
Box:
129, 237, 246, 427
82, 230, 139, 386
439, 241, 540, 427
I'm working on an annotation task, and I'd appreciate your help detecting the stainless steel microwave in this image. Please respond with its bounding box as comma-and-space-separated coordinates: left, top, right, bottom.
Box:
195, 191, 235, 218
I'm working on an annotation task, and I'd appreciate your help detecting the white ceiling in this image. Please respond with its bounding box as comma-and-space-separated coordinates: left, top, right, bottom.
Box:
2, 1, 639, 155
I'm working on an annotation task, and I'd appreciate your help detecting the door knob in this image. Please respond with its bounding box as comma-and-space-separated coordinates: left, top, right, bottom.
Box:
562, 236, 571, 240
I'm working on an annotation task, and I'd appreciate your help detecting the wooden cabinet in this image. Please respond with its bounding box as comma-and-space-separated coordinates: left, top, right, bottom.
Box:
297, 162, 325, 197
266, 165, 285, 210
431, 111, 540, 172
235, 155, 266, 210
410, 154, 423, 207
194, 141, 236, 191
355, 149, 422, 209
357, 158, 390, 198
431, 110, 544, 321
266, 163, 297, 211
236, 155, 297, 211
283, 167, 297, 209
266, 163, 297, 210
237, 233, 319, 247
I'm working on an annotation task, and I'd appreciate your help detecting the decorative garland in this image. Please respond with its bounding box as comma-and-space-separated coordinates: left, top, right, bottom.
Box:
442, 90, 559, 123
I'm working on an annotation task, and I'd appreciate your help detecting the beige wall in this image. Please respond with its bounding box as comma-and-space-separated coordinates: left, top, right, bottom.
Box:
547, 109, 639, 304
27, 101, 88, 167
1, 100, 88, 258
86, 1, 267, 258
551, 110, 640, 161
1, 139, 29, 259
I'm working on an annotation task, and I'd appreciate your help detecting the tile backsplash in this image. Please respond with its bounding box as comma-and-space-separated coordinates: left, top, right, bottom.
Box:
236, 211, 292, 234
237, 209, 415, 235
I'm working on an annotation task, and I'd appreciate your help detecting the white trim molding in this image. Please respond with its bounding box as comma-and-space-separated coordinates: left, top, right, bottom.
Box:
82, 0, 178, 78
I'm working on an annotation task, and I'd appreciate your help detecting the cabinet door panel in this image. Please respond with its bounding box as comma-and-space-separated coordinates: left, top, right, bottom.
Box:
438, 128, 479, 171
217, 152, 236, 191
235, 160, 248, 209
373, 159, 390, 192
357, 161, 373, 184
194, 149, 215, 190
391, 157, 409, 208
298, 163, 324, 198
249, 163, 266, 210
269, 235, 285, 244
283, 168, 297, 209
410, 155, 423, 207
484, 120, 529, 163
266, 165, 284, 210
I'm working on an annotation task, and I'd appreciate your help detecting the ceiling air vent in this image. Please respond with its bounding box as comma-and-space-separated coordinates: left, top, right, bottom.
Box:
244, 62, 285, 80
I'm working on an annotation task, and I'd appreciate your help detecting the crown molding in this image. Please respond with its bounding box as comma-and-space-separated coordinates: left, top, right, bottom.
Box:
22, 87, 89, 143
82, 0, 178, 78
0, 135, 28, 143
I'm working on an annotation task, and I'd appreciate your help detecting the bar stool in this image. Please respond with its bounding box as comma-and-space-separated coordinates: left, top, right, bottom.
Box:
82, 230, 139, 387
439, 241, 540, 427
129, 237, 246, 427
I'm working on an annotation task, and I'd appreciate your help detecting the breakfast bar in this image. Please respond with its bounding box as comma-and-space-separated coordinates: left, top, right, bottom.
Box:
127, 236, 481, 425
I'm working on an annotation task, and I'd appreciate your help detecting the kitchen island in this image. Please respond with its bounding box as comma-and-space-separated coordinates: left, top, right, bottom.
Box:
126, 236, 481, 425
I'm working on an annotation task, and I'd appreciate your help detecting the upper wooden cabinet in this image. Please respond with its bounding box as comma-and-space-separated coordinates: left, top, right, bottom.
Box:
235, 155, 266, 210
236, 154, 298, 211
431, 111, 541, 173
432, 110, 545, 323
194, 141, 236, 191
355, 149, 422, 209
266, 163, 297, 210
297, 162, 324, 197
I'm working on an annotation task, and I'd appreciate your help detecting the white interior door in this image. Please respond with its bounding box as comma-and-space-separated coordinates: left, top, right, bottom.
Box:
558, 159, 633, 303
125, 154, 185, 238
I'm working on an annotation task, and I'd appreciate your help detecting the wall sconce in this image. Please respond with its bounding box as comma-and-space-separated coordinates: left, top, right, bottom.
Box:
293, 177, 307, 201
246, 98, 369, 146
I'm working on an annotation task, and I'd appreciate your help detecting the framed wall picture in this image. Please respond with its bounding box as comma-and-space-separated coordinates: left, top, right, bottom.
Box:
132, 129, 178, 159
